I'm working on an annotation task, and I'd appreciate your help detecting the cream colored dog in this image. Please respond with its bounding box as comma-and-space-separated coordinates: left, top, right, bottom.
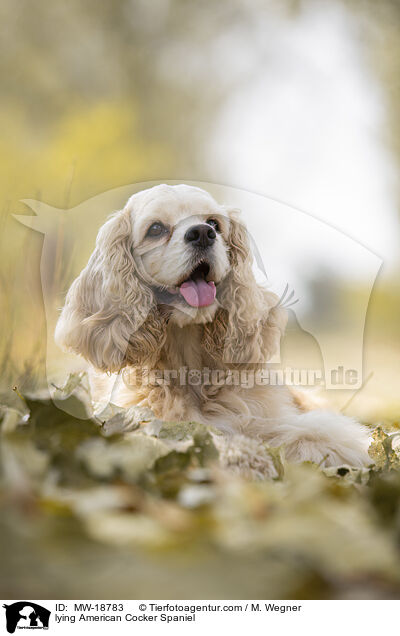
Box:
55, 184, 370, 478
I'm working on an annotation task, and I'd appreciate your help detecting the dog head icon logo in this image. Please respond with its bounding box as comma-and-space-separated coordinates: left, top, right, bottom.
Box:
3, 602, 51, 633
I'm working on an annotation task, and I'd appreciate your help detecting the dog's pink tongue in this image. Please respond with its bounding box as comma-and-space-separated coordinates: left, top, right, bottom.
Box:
179, 279, 216, 307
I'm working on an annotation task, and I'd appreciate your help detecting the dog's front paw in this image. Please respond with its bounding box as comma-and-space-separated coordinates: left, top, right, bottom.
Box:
280, 410, 371, 468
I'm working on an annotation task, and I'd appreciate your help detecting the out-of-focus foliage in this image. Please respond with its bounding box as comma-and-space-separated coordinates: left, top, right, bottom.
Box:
1, 376, 400, 599
1, 0, 400, 396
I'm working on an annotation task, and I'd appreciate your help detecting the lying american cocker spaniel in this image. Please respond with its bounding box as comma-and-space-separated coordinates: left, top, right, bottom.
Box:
55, 184, 370, 478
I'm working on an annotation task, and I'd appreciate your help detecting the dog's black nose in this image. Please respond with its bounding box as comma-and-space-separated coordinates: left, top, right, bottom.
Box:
185, 223, 216, 248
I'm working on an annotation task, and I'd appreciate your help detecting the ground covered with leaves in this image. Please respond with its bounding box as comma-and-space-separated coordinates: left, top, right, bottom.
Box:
1, 374, 400, 599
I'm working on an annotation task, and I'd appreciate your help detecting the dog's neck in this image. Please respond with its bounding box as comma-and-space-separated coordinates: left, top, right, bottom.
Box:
161, 322, 214, 371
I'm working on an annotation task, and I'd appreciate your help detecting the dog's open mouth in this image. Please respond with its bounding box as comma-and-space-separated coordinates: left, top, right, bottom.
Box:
165, 262, 216, 308
178, 262, 216, 308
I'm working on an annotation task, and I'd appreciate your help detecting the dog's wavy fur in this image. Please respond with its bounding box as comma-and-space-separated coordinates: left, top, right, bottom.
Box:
55, 184, 370, 478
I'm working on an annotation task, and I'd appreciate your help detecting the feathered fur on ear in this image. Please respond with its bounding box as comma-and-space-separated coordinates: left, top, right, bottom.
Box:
55, 208, 166, 372
203, 208, 287, 365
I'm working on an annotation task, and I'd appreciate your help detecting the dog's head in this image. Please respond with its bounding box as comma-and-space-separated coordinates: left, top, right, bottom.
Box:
55, 184, 286, 371
128, 184, 231, 326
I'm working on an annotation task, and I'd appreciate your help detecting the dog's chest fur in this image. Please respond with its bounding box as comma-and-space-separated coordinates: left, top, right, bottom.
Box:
163, 324, 206, 370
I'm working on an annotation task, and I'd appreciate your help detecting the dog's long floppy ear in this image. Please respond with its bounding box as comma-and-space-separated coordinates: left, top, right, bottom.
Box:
203, 208, 287, 365
55, 208, 165, 372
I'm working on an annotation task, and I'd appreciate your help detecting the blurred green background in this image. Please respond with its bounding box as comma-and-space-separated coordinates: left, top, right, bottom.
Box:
1, 0, 400, 600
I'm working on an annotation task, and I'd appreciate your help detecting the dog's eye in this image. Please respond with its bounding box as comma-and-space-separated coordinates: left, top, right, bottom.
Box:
206, 218, 220, 232
146, 221, 166, 238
